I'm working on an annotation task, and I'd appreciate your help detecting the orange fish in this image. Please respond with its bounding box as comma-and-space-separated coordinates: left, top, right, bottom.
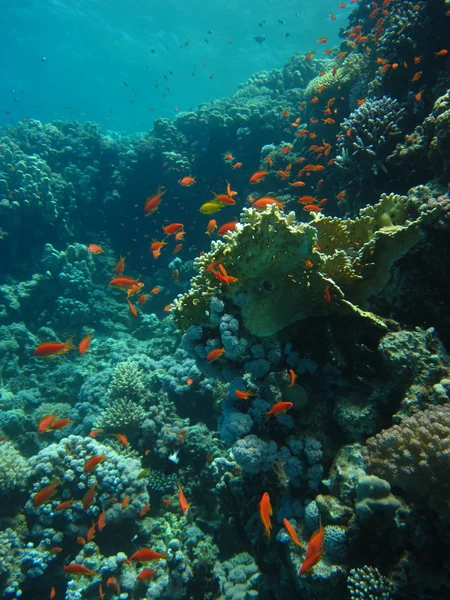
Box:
232, 162, 243, 169
298, 196, 317, 204
144, 185, 166, 216
51, 547, 63, 553
78, 333, 93, 355
304, 52, 314, 60
288, 369, 296, 387
217, 221, 237, 236
38, 415, 57, 434
106, 577, 121, 594
303, 205, 323, 212
50, 418, 72, 430
109, 276, 140, 290
136, 569, 157, 581
64, 564, 97, 576
411, 71, 422, 82
263, 402, 293, 420
86, 522, 96, 542
122, 495, 130, 509
226, 182, 238, 197
84, 455, 106, 472
87, 244, 104, 254
33, 481, 59, 506
50, 585, 56, 599
139, 503, 151, 517
324, 284, 331, 304
259, 492, 272, 540
127, 299, 138, 318
223, 152, 234, 161
205, 219, 217, 236
173, 244, 183, 254
235, 390, 257, 400
55, 499, 74, 511
163, 223, 184, 235
137, 294, 148, 306
129, 548, 167, 562
151, 287, 161, 295
114, 433, 128, 447
277, 170, 290, 179
77, 536, 86, 545
281, 109, 290, 117
178, 481, 190, 516
99, 584, 105, 600
281, 145, 292, 154
302, 164, 325, 172
178, 176, 196, 186
161, 498, 172, 505
317, 37, 328, 44
115, 256, 126, 275
173, 269, 179, 283
34, 338, 75, 358
299, 524, 325, 574
175, 230, 186, 241
207, 347, 225, 361
88, 429, 103, 438
211, 192, 236, 205
97, 509, 106, 532
249, 169, 268, 184
82, 485, 96, 510
252, 197, 284, 210
283, 518, 301, 546
289, 181, 306, 187
150, 240, 167, 259
435, 49, 448, 57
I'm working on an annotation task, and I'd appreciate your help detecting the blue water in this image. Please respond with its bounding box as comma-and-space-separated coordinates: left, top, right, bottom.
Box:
1, 0, 343, 132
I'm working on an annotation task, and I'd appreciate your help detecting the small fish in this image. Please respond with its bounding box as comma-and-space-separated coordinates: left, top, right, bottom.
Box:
50, 586, 56, 599
139, 503, 151, 517
50, 547, 63, 553
127, 299, 138, 318
97, 509, 106, 532
161, 498, 172, 505
316, 37, 328, 44
263, 402, 293, 420
249, 169, 268, 184
205, 219, 217, 236
82, 485, 96, 510
129, 548, 167, 562
136, 568, 157, 581
252, 197, 284, 210
109, 276, 141, 290
144, 185, 166, 216
178, 481, 191, 516
88, 429, 103, 438
106, 577, 121, 595
303, 205, 323, 212
84, 455, 106, 472
411, 71, 422, 82
324, 284, 331, 304
122, 495, 130, 509
173, 244, 183, 254
235, 390, 257, 400
217, 221, 237, 236
78, 333, 93, 355
55, 499, 74, 511
299, 524, 325, 574
163, 223, 184, 235
259, 492, 272, 540
168, 449, 180, 464
37, 415, 57, 434
288, 369, 296, 387
137, 468, 151, 480
232, 162, 243, 169
34, 338, 75, 358
34, 481, 59, 506
87, 244, 104, 254
50, 419, 71, 430
283, 518, 301, 546
207, 348, 226, 361
435, 49, 448, 57
137, 294, 148, 305
178, 176, 196, 186
199, 200, 225, 215
115, 255, 126, 275
77, 536, 86, 545
151, 287, 161, 295
86, 522, 96, 542
63, 564, 97, 576
150, 240, 167, 258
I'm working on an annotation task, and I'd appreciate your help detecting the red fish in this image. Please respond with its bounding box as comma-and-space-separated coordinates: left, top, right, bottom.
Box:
163, 223, 184, 235
87, 244, 104, 254
50, 586, 56, 599
34, 481, 59, 506
109, 276, 141, 290
139, 503, 151, 517
207, 348, 225, 361
136, 569, 157, 581
63, 564, 97, 576
259, 492, 272, 540
249, 170, 268, 184
97, 509, 106, 532
34, 338, 75, 358
263, 402, 293, 420
205, 219, 217, 236
129, 548, 167, 562
288, 369, 296, 387
86, 522, 96, 542
115, 256, 126, 275
37, 415, 56, 434
82, 485, 96, 510
55, 499, 73, 511
283, 518, 301, 546
144, 185, 166, 216
114, 433, 128, 447
78, 333, 93, 355
217, 221, 237, 236
84, 455, 106, 472
178, 176, 196, 186
126, 299, 138, 318
299, 524, 325, 574
235, 390, 257, 400
178, 481, 190, 516
106, 577, 121, 594
50, 419, 71, 430
122, 495, 130, 509
252, 197, 284, 210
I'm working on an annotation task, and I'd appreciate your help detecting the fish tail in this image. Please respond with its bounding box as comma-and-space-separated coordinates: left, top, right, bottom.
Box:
64, 337, 76, 350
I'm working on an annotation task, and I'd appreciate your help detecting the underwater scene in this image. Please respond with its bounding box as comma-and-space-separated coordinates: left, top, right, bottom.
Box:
1, 0, 450, 598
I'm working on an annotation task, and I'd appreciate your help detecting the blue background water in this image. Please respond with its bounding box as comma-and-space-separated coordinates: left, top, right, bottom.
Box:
1, 0, 344, 133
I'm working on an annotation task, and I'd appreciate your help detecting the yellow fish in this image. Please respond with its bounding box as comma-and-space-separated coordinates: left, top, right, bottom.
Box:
199, 200, 225, 215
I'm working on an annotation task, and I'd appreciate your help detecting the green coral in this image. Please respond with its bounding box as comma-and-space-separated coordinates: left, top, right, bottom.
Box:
173, 195, 437, 337
0, 441, 30, 495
